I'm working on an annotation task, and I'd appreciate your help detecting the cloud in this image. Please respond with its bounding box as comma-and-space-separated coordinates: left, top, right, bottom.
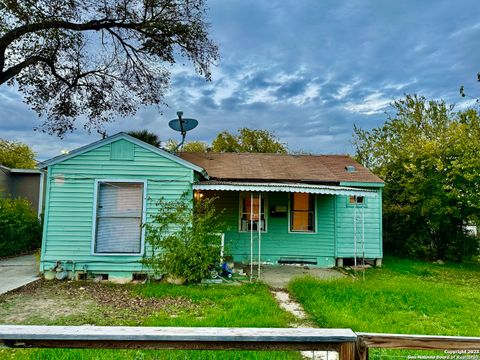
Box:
344, 92, 392, 115
1, 0, 479, 159
449, 22, 480, 38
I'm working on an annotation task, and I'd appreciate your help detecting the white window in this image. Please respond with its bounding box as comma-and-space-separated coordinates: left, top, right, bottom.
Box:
239, 193, 266, 232
290, 193, 315, 232
93, 180, 145, 255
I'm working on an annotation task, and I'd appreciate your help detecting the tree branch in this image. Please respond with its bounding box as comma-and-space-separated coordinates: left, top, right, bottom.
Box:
0, 18, 145, 48
0, 52, 80, 87
0, 18, 146, 76
0, 57, 39, 84
0, 0, 217, 137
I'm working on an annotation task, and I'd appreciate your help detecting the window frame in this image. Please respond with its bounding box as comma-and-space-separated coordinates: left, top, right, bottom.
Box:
238, 192, 268, 233
91, 179, 147, 256
288, 193, 317, 233
347, 195, 368, 207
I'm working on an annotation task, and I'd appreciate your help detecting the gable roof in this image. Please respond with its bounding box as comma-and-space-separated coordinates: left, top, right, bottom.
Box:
179, 152, 383, 184
39, 132, 207, 176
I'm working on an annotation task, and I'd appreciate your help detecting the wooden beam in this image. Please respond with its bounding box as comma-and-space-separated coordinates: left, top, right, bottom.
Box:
339, 342, 356, 360
3, 326, 479, 353
0, 326, 356, 351
358, 332, 480, 350
355, 337, 368, 360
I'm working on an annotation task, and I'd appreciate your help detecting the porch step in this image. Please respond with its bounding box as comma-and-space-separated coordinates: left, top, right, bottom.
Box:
278, 257, 317, 265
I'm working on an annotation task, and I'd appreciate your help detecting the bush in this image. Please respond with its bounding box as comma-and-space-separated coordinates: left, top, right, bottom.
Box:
383, 206, 479, 262
354, 95, 480, 262
0, 197, 42, 257
143, 195, 225, 283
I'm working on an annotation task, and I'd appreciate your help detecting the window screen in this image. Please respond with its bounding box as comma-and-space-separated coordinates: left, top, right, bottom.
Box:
94, 182, 144, 254
290, 193, 315, 232
240, 193, 266, 231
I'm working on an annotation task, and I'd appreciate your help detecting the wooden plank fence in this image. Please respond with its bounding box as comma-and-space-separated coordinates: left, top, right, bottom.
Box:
1, 325, 480, 360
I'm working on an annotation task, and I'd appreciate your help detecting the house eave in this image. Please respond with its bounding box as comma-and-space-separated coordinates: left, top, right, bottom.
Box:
38, 132, 207, 176
192, 181, 379, 197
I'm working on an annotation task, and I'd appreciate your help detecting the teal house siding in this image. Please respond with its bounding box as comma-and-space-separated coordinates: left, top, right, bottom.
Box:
40, 134, 384, 278
211, 191, 336, 267
40, 138, 194, 278
335, 190, 383, 259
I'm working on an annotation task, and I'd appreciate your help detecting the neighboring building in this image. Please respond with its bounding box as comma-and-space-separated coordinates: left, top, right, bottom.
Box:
39, 133, 384, 281
0, 164, 45, 216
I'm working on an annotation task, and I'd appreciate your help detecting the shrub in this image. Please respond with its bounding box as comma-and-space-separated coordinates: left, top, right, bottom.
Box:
143, 195, 225, 283
354, 95, 480, 262
383, 206, 479, 262
0, 197, 42, 257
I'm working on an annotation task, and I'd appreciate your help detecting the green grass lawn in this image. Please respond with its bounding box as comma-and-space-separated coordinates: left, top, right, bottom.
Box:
289, 257, 480, 357
3, 257, 478, 359
0, 282, 300, 360
289, 257, 480, 336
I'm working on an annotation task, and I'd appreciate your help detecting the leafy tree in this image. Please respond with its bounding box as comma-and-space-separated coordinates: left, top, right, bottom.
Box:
0, 0, 218, 137
162, 128, 287, 153
162, 138, 179, 152
181, 140, 209, 152
127, 130, 161, 148
143, 195, 225, 283
0, 139, 36, 168
211, 128, 287, 153
354, 95, 480, 262
162, 139, 209, 152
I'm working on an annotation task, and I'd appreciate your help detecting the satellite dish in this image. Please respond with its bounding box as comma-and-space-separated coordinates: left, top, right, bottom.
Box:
168, 118, 198, 132
168, 111, 199, 151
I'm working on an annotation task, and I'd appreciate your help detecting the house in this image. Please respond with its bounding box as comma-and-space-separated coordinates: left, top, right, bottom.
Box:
39, 133, 383, 281
0, 164, 45, 217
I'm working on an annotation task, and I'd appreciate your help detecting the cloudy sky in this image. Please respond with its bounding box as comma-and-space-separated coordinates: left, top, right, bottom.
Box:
1, 0, 479, 161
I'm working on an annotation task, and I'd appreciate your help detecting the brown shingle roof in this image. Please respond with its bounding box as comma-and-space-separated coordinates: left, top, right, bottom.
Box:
179, 152, 383, 184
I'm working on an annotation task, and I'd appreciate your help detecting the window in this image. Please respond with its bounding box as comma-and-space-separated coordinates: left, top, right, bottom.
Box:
93, 181, 145, 254
240, 193, 266, 232
290, 193, 315, 232
348, 195, 365, 205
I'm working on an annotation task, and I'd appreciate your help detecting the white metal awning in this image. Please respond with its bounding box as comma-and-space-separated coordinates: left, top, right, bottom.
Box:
192, 181, 378, 197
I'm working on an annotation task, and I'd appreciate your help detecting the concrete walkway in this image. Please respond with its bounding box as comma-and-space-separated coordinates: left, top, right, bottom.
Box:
258, 265, 345, 288
0, 254, 39, 295
260, 267, 342, 360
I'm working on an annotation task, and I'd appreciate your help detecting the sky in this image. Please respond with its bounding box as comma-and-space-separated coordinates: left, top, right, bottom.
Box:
1, 0, 479, 161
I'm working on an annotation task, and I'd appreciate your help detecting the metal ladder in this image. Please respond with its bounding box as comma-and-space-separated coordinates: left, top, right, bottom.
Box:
353, 197, 365, 269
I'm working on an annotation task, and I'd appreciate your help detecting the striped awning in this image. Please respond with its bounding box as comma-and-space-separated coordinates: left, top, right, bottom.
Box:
192, 181, 378, 197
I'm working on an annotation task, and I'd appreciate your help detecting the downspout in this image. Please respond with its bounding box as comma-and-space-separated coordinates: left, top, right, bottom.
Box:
379, 189, 383, 258
362, 202, 365, 263
258, 193, 261, 279
354, 197, 357, 267
39, 168, 52, 273
37, 170, 46, 219
250, 192, 253, 282
334, 195, 337, 262
362, 201, 366, 280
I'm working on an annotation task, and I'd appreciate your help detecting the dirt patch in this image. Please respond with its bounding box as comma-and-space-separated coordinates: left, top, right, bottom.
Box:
0, 296, 94, 324
0, 280, 197, 326
260, 265, 345, 288
0, 281, 95, 324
